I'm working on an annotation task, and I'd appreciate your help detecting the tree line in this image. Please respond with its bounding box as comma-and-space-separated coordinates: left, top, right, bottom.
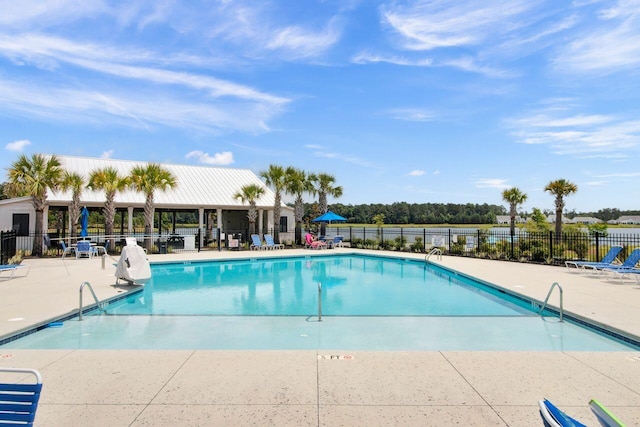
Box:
320, 202, 504, 225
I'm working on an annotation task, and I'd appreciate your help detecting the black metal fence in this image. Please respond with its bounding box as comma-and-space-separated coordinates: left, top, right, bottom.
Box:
0, 230, 17, 264
330, 226, 640, 265
9, 225, 640, 265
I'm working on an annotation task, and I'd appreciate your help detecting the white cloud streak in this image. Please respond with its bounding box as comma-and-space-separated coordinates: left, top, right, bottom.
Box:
474, 178, 510, 189
555, 0, 640, 74
509, 102, 640, 157
381, 0, 537, 51
0, 77, 279, 133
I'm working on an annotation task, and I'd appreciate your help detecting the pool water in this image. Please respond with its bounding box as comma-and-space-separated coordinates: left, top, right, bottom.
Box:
2, 254, 638, 351
106, 255, 532, 316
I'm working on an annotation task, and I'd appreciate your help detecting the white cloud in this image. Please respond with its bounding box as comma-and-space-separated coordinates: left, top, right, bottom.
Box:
5, 139, 31, 151
0, 76, 281, 134
308, 148, 372, 167
185, 150, 234, 166
266, 17, 342, 59
100, 150, 114, 159
381, 0, 536, 51
555, 1, 640, 74
474, 178, 510, 189
0, 34, 289, 105
387, 108, 436, 122
508, 102, 640, 158
409, 170, 425, 176
352, 51, 433, 66
352, 51, 511, 78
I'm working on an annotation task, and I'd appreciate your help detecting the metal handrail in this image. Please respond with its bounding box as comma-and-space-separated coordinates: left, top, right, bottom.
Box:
425, 247, 443, 262
538, 282, 564, 322
79, 281, 107, 321
317, 282, 322, 322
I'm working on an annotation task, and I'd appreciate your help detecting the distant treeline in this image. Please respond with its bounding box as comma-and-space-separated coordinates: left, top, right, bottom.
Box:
307, 203, 640, 225
314, 202, 505, 225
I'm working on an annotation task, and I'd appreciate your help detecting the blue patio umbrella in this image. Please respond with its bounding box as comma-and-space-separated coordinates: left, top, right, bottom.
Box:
312, 211, 346, 224
80, 207, 89, 237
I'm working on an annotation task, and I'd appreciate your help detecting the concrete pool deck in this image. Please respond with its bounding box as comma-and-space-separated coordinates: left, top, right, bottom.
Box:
1, 249, 639, 426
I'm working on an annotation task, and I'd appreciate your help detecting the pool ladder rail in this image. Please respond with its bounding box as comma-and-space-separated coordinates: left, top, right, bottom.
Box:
538, 282, 564, 322
79, 281, 108, 321
425, 247, 443, 262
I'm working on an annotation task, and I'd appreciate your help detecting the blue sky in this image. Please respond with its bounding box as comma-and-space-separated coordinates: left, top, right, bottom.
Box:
2, 0, 640, 213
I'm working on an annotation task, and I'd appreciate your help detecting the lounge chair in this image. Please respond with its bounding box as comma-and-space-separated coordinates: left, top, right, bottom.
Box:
305, 233, 327, 250
589, 399, 625, 427
0, 264, 30, 280
264, 234, 284, 250
250, 234, 266, 250
592, 248, 640, 273
75, 241, 93, 259
565, 246, 623, 271
60, 241, 75, 258
93, 240, 110, 256
332, 236, 345, 248
538, 399, 587, 427
0, 367, 43, 427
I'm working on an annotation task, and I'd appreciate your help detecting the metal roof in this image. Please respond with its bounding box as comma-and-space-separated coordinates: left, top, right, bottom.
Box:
47, 155, 279, 209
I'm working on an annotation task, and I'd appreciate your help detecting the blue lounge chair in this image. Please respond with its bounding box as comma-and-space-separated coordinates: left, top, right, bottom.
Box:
0, 264, 30, 280
565, 246, 622, 271
75, 241, 93, 259
595, 248, 640, 273
332, 236, 345, 248
0, 367, 42, 427
250, 234, 265, 250
60, 241, 75, 259
538, 399, 587, 427
264, 234, 284, 250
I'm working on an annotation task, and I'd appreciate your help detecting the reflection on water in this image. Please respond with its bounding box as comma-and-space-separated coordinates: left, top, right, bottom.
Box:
106, 255, 531, 317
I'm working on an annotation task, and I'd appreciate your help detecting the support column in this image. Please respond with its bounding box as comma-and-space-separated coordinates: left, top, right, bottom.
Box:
198, 207, 205, 248
127, 207, 134, 232
216, 208, 222, 229
258, 209, 264, 236
267, 210, 274, 235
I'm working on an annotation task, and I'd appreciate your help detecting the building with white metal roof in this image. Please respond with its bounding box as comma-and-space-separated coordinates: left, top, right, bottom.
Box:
1, 155, 294, 251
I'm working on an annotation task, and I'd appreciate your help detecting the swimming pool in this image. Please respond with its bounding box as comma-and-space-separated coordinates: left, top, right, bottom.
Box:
2, 254, 638, 351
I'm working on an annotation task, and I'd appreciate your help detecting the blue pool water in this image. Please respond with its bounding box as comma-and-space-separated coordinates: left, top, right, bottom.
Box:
2, 254, 638, 351
106, 255, 531, 316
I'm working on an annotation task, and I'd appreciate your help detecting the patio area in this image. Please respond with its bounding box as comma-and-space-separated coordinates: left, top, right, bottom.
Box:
1, 249, 639, 426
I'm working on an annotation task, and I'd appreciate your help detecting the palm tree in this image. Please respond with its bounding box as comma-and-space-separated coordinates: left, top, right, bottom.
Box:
7, 154, 63, 256
501, 187, 527, 236
260, 165, 287, 243
234, 183, 265, 236
312, 172, 343, 235
60, 172, 85, 238
129, 163, 177, 252
285, 167, 315, 245
544, 179, 578, 243
87, 167, 129, 249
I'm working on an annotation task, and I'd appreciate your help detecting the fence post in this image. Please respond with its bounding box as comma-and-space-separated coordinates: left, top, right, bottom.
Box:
448, 228, 451, 253
549, 230, 554, 260
510, 232, 514, 259
595, 232, 600, 262
423, 228, 426, 252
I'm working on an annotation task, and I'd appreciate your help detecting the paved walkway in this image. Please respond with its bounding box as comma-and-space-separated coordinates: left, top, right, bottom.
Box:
1, 249, 639, 426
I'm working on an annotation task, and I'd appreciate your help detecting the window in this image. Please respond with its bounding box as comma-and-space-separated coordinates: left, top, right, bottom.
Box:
12, 213, 29, 236
279, 216, 288, 232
